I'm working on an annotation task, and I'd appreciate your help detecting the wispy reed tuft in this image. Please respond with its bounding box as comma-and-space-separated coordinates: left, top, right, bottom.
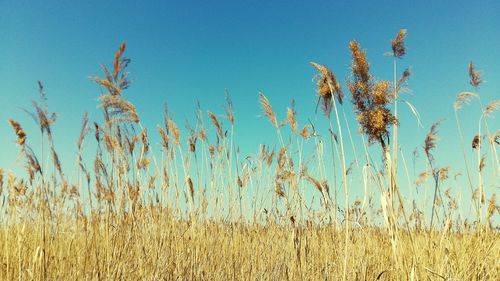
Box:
8, 119, 27, 146
311, 62, 343, 117
287, 100, 298, 135
391, 29, 407, 58
259, 92, 278, 128
469, 62, 483, 88
424, 119, 445, 160
454, 92, 478, 111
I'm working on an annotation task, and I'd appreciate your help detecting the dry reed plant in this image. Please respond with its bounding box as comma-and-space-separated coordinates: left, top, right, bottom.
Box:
1, 33, 499, 281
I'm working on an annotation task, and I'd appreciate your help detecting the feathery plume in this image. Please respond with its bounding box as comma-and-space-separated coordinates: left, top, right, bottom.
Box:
396, 68, 411, 92
77, 112, 90, 150
454, 92, 479, 111
424, 119, 445, 160
186, 176, 194, 203
158, 126, 169, 149
259, 92, 278, 128
287, 101, 298, 135
168, 120, 180, 145
113, 42, 127, 80
224, 91, 235, 125
483, 100, 500, 118
348, 41, 397, 146
98, 94, 139, 124
415, 171, 431, 186
8, 119, 27, 146
92, 42, 136, 125
391, 29, 407, 58
310, 62, 343, 118
469, 62, 483, 88
208, 112, 223, 138
472, 134, 480, 150
479, 154, 486, 172
300, 125, 311, 139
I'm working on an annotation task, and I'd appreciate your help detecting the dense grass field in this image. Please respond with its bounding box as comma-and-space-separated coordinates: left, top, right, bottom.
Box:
1, 30, 498, 280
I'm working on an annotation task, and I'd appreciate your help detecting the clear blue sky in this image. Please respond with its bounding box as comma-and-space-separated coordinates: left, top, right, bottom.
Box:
1, 1, 499, 210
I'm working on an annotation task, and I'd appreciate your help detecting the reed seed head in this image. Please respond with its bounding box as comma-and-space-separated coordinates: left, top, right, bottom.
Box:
396, 68, 411, 92
287, 105, 298, 136
424, 119, 445, 160
259, 92, 278, 128
479, 154, 486, 172
208, 111, 223, 138
483, 100, 500, 118
348, 41, 397, 147
300, 125, 311, 139
469, 62, 483, 88
8, 119, 27, 146
310, 62, 344, 108
472, 134, 480, 150
454, 92, 478, 111
77, 112, 90, 150
225, 91, 235, 125
391, 29, 407, 58
168, 120, 181, 145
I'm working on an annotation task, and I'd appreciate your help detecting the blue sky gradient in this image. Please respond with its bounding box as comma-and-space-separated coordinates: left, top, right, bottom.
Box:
1, 1, 499, 216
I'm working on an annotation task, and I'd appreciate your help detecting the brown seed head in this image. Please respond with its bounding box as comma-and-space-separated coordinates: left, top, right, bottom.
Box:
186, 176, 194, 202
8, 119, 27, 146
484, 100, 500, 118
438, 166, 450, 181
373, 80, 391, 105
454, 92, 478, 111
415, 171, 431, 186
311, 62, 344, 110
348, 41, 396, 146
208, 111, 223, 138
349, 41, 370, 84
224, 91, 235, 125
141, 128, 150, 153
199, 128, 207, 141
301, 125, 311, 139
114, 42, 126, 80
277, 147, 287, 170
77, 112, 90, 150
188, 132, 197, 153
479, 154, 486, 172
391, 29, 407, 58
157, 126, 169, 149
287, 106, 298, 136
168, 120, 180, 145
259, 92, 278, 128
469, 62, 483, 88
424, 119, 445, 159
472, 134, 480, 150
396, 68, 411, 92
98, 94, 139, 124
